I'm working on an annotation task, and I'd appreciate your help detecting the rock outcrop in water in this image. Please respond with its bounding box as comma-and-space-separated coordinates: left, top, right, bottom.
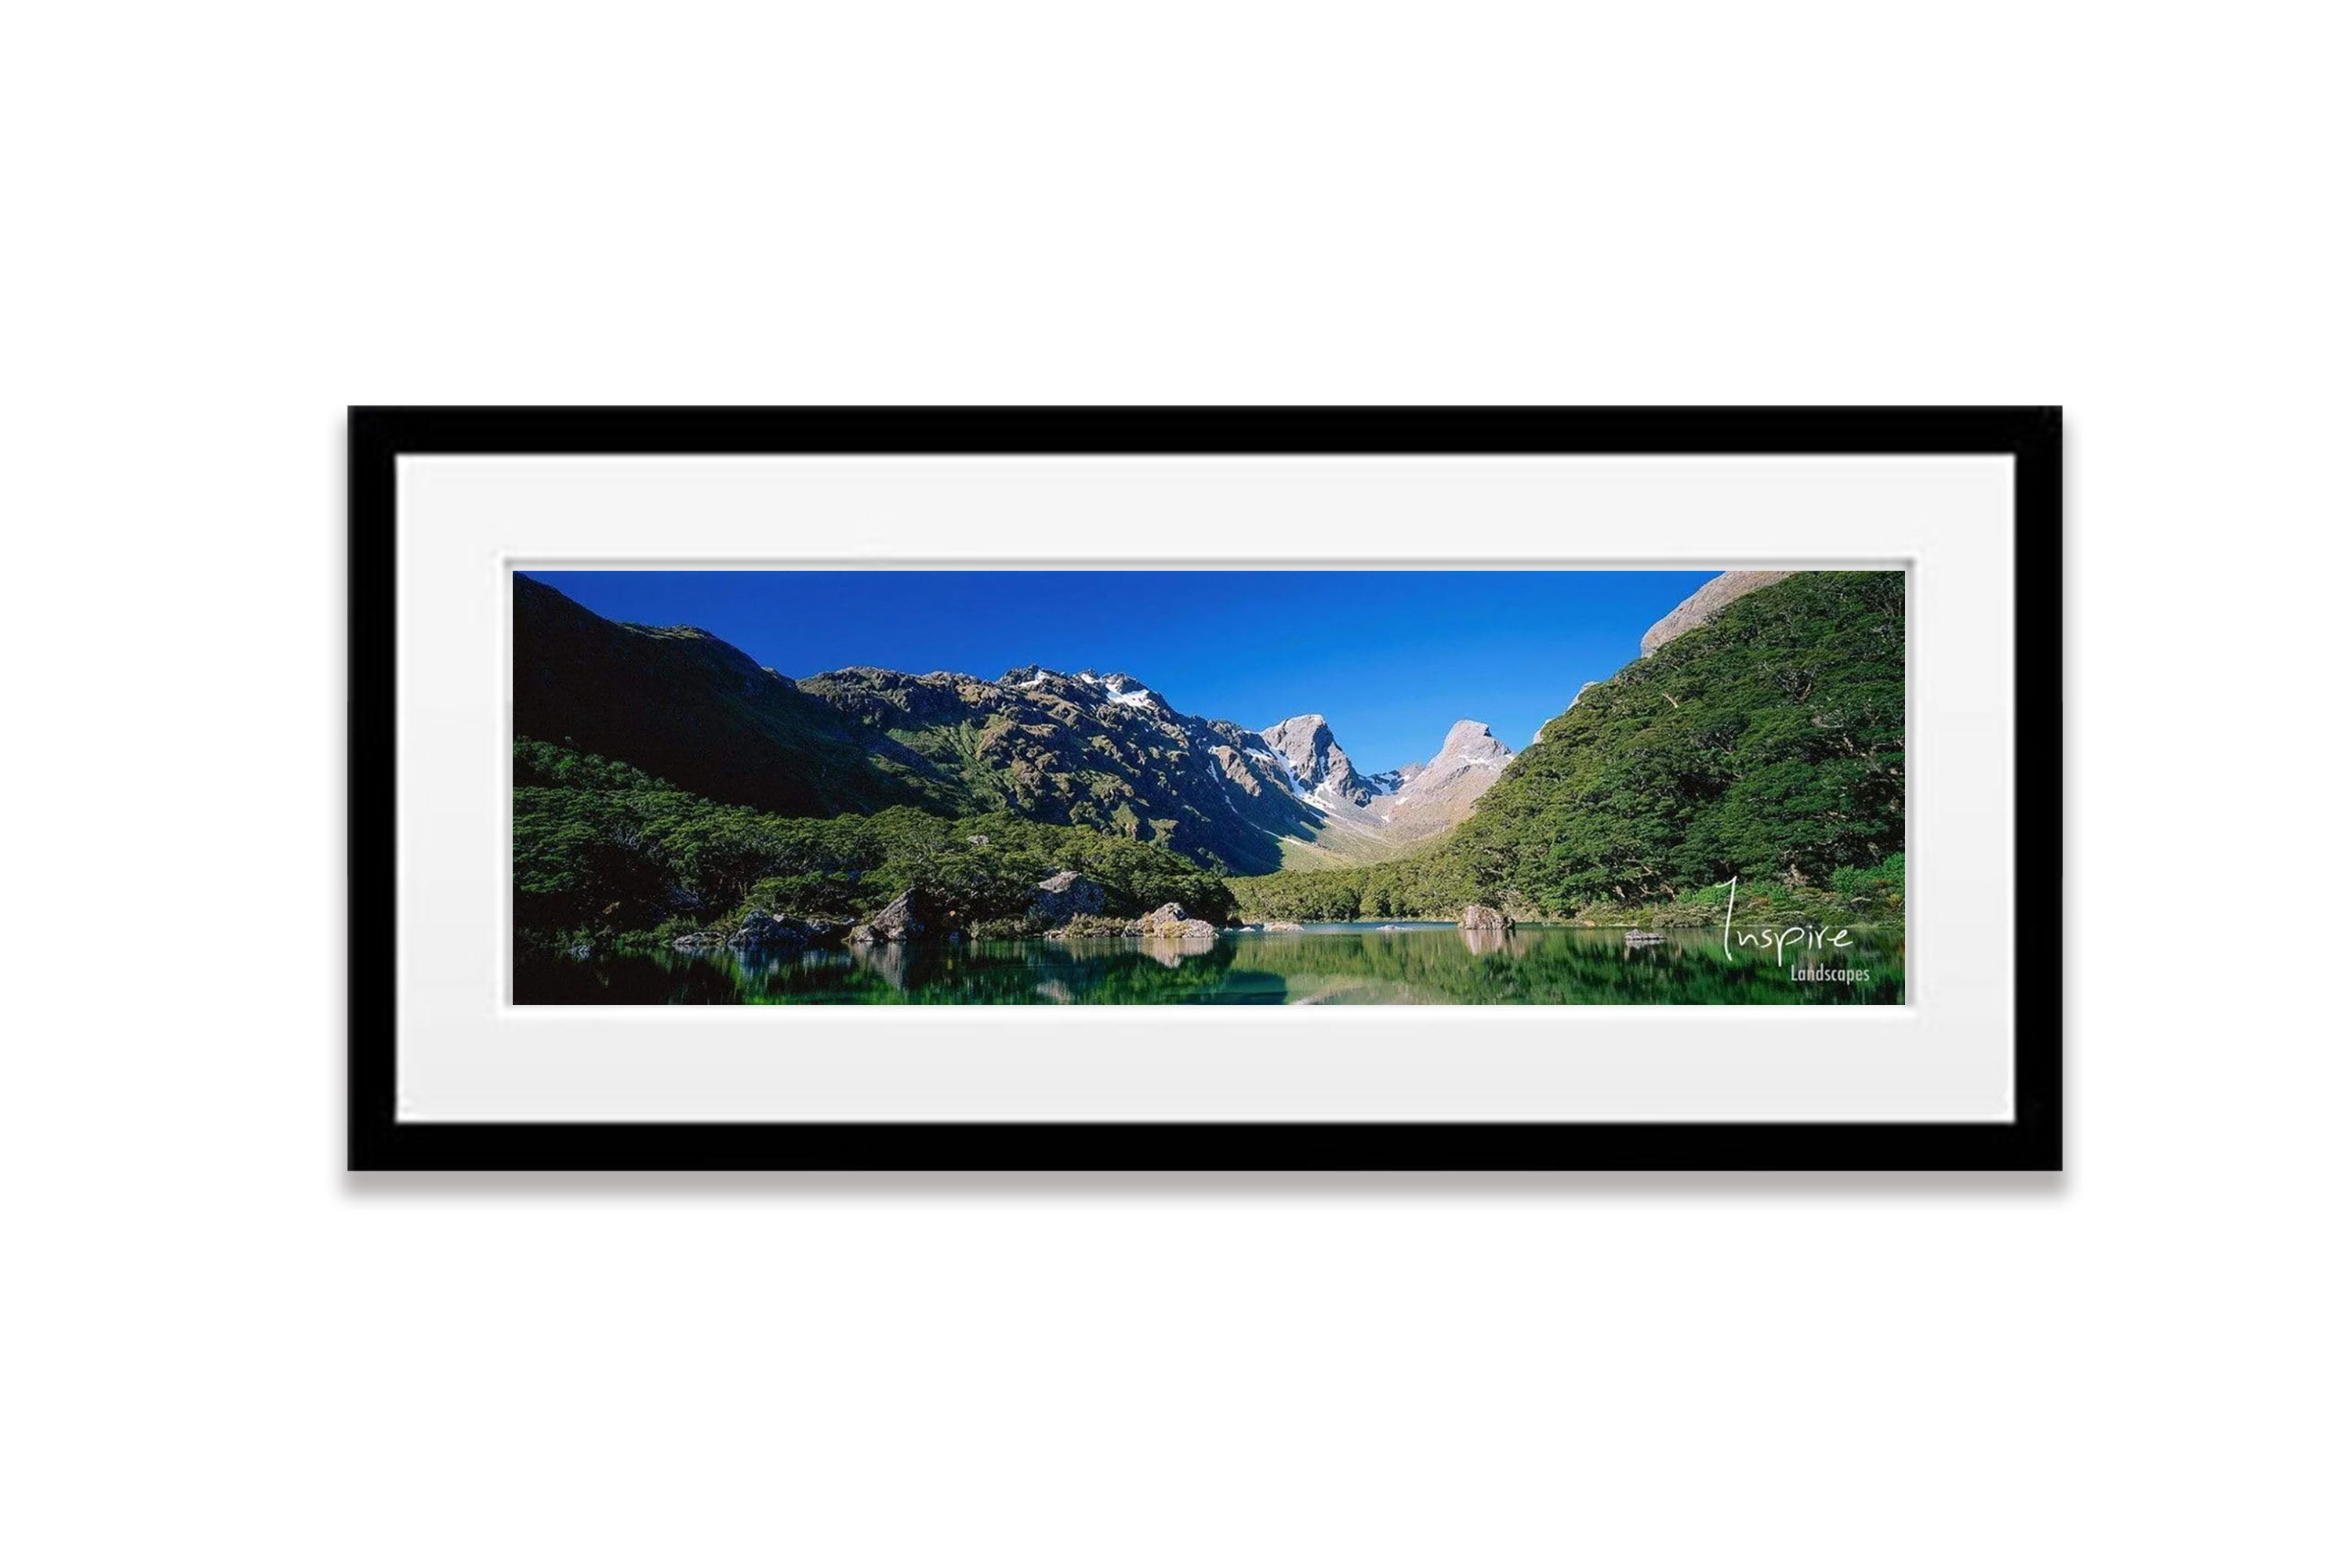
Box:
1125, 902, 1219, 939
739, 913, 834, 949
1458, 903, 1513, 931
673, 912, 843, 953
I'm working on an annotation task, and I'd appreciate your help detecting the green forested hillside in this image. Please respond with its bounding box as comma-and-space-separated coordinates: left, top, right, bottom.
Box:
1226, 852, 1472, 922
793, 665, 1322, 875
514, 738, 1233, 950
1228, 572, 1907, 924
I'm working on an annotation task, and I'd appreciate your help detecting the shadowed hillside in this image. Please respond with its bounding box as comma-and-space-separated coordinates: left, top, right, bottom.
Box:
513, 575, 956, 819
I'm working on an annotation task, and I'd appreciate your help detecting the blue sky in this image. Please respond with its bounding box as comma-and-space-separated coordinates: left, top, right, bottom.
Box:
521, 569, 1716, 771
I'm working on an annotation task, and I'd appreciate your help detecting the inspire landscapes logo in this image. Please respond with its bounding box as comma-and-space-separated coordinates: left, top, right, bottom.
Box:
1719, 877, 1872, 984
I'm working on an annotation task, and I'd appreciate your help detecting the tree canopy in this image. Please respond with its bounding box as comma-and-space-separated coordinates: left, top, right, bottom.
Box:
514, 738, 1234, 949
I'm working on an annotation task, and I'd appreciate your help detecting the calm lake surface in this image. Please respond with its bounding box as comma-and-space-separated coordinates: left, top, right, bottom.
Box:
516, 922, 1904, 1005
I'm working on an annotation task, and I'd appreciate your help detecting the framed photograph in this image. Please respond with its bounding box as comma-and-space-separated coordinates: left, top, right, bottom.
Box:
350, 407, 2060, 1171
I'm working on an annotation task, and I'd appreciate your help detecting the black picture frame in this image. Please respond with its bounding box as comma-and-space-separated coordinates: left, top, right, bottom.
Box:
350, 406, 2061, 1172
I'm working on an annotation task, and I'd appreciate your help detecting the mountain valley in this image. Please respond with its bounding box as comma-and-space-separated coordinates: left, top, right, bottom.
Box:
513, 568, 1909, 971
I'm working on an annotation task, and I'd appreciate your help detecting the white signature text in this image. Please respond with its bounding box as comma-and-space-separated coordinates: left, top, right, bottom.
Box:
1719, 876, 1857, 967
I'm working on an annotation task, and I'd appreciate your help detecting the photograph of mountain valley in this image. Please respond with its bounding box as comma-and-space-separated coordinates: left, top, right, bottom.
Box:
514, 568, 1905, 1004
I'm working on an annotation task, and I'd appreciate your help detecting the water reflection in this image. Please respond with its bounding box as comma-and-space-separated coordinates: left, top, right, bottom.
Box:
516, 922, 1905, 1006
1141, 935, 1215, 968
850, 942, 912, 993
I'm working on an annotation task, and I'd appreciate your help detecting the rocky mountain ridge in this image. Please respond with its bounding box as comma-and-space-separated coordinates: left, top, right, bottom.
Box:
793, 661, 1320, 873
1639, 570, 1796, 655
943, 667, 1515, 865
516, 576, 1519, 875
1254, 713, 1380, 809
1371, 719, 1514, 844
1236, 711, 1515, 856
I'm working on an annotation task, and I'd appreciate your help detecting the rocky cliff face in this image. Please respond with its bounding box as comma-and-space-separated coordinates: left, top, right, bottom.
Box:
1243, 713, 1516, 855
797, 666, 1521, 868
798, 662, 1324, 875
1639, 570, 1796, 655
1257, 713, 1377, 808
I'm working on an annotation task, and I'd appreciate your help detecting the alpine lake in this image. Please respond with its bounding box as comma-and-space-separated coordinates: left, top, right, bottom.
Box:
516, 921, 1905, 1006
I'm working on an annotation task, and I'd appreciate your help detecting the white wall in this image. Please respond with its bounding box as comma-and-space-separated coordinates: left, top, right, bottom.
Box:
6, 5, 2343, 1564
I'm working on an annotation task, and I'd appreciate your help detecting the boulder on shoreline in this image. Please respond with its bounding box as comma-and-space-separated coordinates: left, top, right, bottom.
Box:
1458, 903, 1513, 932
729, 912, 839, 951
1029, 869, 1108, 927
849, 890, 928, 946
1125, 902, 1219, 941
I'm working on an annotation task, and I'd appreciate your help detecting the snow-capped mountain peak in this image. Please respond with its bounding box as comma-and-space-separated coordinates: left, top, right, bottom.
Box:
1258, 713, 1376, 808
975, 670, 1508, 858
